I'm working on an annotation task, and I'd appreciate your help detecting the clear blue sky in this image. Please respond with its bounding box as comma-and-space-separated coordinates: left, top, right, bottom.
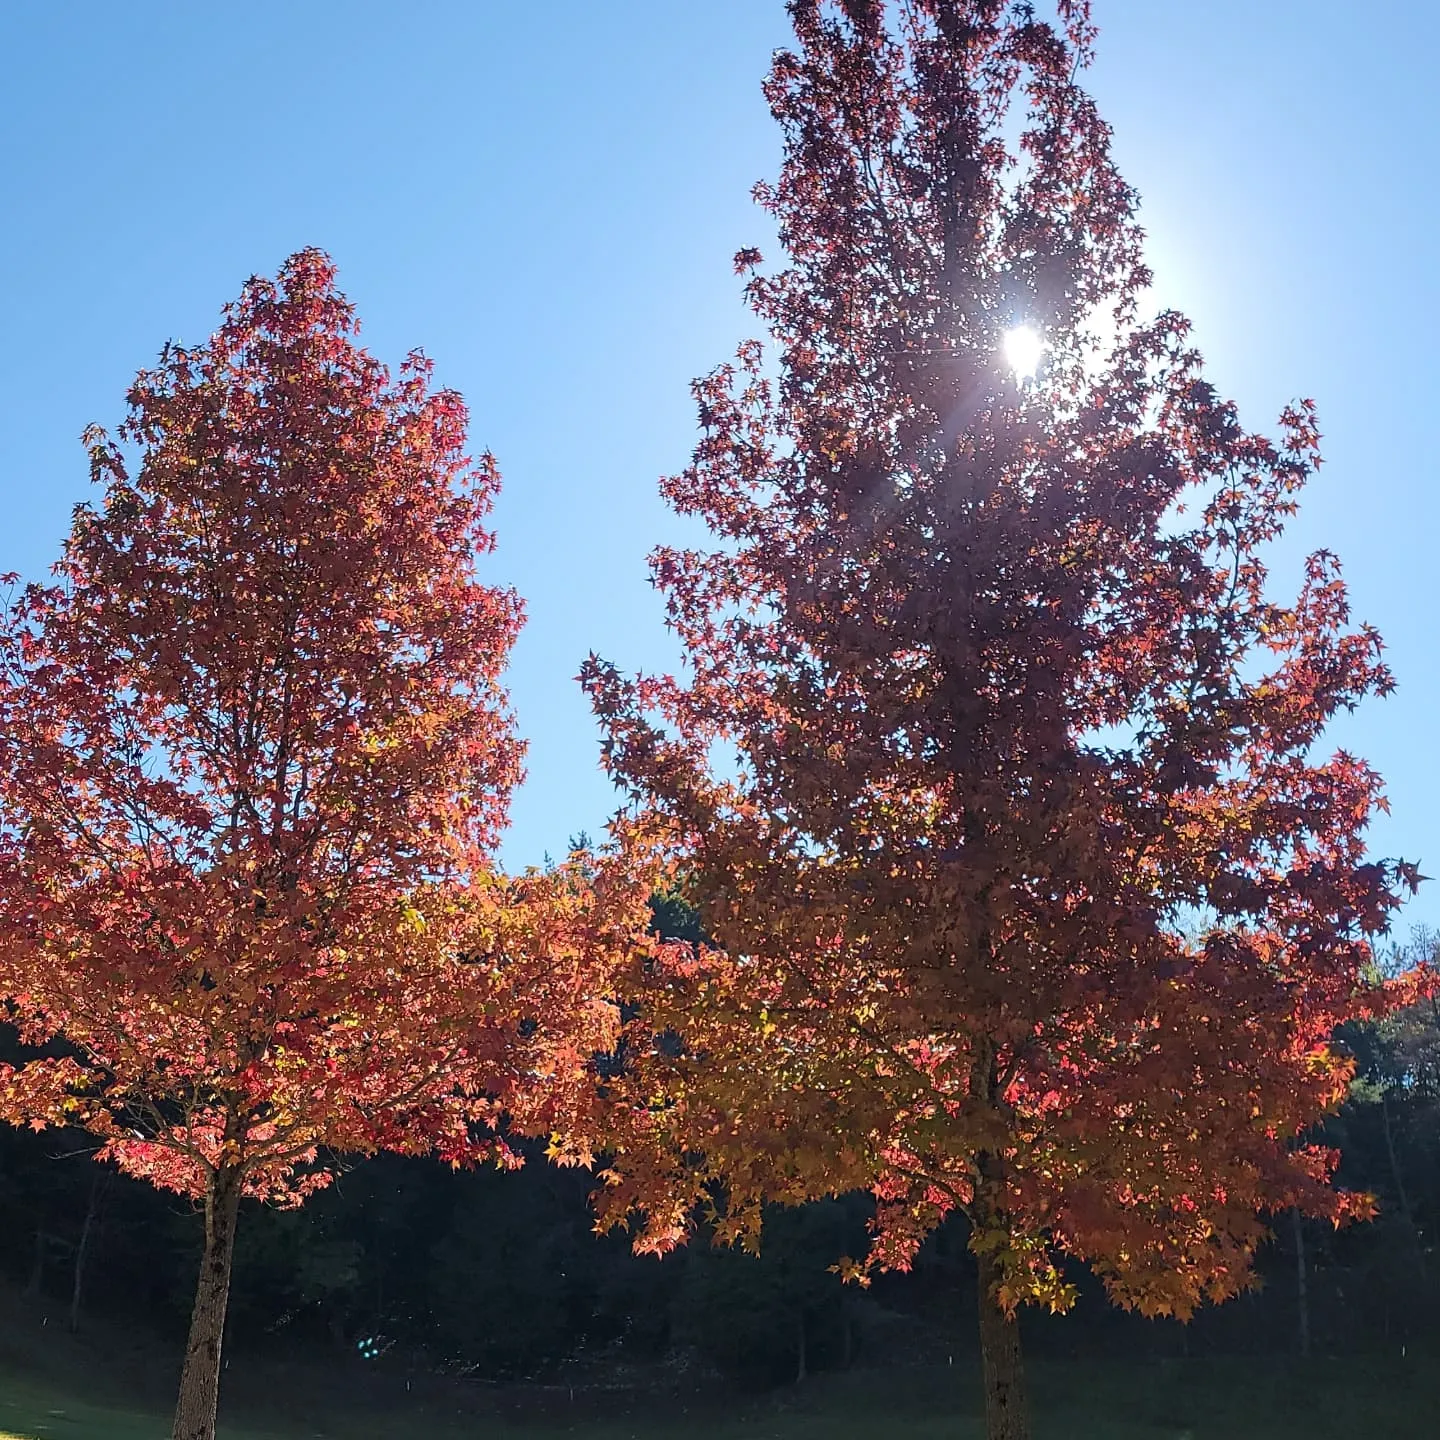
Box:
2, 3, 1435, 931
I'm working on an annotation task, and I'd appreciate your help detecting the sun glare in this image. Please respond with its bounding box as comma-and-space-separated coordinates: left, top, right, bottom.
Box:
1002, 324, 1044, 381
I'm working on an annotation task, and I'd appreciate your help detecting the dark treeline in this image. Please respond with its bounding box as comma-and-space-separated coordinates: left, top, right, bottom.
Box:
1, 923, 1434, 1394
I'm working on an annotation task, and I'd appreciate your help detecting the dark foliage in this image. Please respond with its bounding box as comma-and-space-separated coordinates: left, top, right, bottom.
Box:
0, 936, 1435, 1389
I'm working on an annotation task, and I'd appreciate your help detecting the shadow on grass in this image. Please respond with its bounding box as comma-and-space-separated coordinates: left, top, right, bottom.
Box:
0, 1281, 1431, 1440
0, 1351, 1435, 1440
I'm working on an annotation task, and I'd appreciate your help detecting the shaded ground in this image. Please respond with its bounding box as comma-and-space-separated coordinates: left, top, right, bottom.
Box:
0, 1352, 1435, 1440
0, 1283, 1431, 1439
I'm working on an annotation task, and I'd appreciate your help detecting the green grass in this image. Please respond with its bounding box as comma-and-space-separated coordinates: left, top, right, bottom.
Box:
0, 1371, 269, 1440
0, 1353, 1434, 1440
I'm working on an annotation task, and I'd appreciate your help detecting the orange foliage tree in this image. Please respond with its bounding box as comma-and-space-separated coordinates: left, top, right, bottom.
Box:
0, 251, 647, 1440
583, 4, 1416, 1436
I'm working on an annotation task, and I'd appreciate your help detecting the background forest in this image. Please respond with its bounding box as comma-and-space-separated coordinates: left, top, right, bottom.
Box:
1, 922, 1435, 1396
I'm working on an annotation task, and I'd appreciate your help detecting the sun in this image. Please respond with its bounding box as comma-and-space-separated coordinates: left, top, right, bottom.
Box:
1002, 324, 1044, 381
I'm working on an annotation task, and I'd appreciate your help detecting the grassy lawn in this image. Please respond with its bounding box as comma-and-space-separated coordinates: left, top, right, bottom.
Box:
0, 1352, 1435, 1440
0, 1368, 312, 1440
0, 1371, 266, 1440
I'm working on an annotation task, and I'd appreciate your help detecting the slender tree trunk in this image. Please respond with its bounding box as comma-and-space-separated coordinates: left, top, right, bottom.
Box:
1380, 1093, 1428, 1278
171, 1166, 243, 1440
794, 1308, 808, 1384
25, 1230, 47, 1299
1291, 1208, 1310, 1359
69, 1171, 106, 1333
976, 1248, 1030, 1440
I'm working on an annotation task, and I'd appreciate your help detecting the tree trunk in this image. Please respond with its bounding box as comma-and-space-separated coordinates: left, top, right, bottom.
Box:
69, 1171, 106, 1333
976, 1248, 1031, 1440
794, 1308, 807, 1384
1380, 1092, 1428, 1278
1291, 1207, 1310, 1359
171, 1167, 243, 1440
25, 1229, 47, 1299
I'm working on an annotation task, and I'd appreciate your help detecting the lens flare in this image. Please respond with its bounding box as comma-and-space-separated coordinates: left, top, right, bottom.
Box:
1003, 325, 1044, 381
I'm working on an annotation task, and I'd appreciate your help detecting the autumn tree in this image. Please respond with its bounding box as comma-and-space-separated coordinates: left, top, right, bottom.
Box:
583, 4, 1417, 1436
0, 251, 646, 1440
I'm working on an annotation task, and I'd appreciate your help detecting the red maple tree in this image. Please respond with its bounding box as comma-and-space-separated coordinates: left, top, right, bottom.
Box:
0, 251, 646, 1440
583, 4, 1417, 1436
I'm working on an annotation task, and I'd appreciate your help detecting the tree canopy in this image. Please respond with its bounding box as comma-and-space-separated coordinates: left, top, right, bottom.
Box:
583, 3, 1418, 1433
0, 250, 650, 1440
